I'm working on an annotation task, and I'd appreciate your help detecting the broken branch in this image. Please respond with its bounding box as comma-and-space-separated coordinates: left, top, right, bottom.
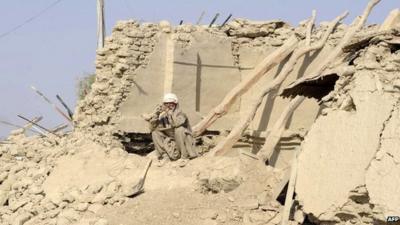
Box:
212, 12, 348, 156
286, 0, 381, 89
306, 10, 317, 46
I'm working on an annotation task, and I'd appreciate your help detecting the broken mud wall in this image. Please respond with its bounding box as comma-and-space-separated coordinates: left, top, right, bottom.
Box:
73, 20, 158, 146
74, 19, 332, 147
295, 28, 400, 224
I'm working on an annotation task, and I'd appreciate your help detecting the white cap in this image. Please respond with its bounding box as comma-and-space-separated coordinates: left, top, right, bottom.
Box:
163, 93, 178, 103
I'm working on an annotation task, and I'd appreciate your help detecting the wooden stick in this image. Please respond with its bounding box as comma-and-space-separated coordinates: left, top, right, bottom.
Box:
212, 12, 348, 156
22, 116, 46, 135
50, 123, 69, 133
17, 115, 59, 137
196, 11, 206, 25
220, 14, 233, 28
0, 119, 44, 135
193, 34, 301, 136
31, 86, 72, 124
56, 95, 74, 120
305, 10, 317, 46
209, 13, 220, 27
280, 149, 299, 225
97, 0, 105, 49
257, 96, 305, 162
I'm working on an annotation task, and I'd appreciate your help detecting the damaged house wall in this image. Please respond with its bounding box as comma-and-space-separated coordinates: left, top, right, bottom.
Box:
74, 19, 333, 157
295, 28, 400, 224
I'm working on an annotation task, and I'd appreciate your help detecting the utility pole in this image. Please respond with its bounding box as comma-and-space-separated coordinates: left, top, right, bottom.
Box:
97, 0, 105, 49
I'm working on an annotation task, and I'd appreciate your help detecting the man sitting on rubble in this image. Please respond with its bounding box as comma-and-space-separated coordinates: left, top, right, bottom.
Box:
142, 93, 198, 167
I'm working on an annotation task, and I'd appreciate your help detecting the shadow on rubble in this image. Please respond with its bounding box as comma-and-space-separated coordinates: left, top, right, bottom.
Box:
114, 133, 154, 155
114, 131, 220, 156
281, 74, 339, 101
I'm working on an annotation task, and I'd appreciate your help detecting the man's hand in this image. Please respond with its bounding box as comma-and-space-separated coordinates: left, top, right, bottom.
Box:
154, 104, 164, 114
140, 113, 152, 121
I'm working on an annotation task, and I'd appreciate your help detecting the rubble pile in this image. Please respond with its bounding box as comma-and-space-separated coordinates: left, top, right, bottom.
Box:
0, 130, 147, 225
295, 27, 400, 224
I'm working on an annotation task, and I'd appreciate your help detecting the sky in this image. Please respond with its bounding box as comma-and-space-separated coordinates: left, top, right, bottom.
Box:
0, 0, 398, 139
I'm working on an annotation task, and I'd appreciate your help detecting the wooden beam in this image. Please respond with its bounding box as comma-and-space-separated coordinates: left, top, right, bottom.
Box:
192, 34, 301, 136
280, 150, 299, 225
257, 96, 305, 162
285, 0, 382, 90
212, 11, 348, 156
97, 0, 105, 49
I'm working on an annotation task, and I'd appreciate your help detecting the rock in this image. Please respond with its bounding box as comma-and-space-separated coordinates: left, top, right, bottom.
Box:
91, 191, 108, 204
88, 184, 103, 194
197, 157, 243, 193
172, 212, 180, 218
88, 203, 103, 214
72, 202, 89, 212
216, 212, 227, 223
200, 209, 218, 220
28, 185, 44, 195
56, 216, 70, 225
393, 80, 400, 89
239, 198, 259, 210
9, 198, 30, 212
0, 189, 10, 206
202, 219, 218, 225
94, 218, 109, 225
159, 20, 171, 33
61, 192, 75, 203
59, 208, 80, 221
259, 200, 281, 212
49, 193, 63, 206
12, 213, 32, 225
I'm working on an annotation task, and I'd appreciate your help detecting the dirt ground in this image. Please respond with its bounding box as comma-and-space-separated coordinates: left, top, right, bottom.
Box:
82, 155, 283, 225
